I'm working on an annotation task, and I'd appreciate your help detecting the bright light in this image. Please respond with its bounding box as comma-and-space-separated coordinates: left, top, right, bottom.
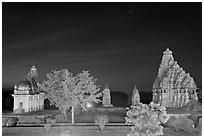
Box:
86, 102, 92, 108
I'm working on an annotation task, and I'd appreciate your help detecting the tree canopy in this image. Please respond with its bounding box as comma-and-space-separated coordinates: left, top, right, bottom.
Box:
40, 69, 102, 116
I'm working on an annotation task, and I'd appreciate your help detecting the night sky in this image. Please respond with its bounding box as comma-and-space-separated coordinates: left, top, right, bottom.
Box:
2, 2, 202, 93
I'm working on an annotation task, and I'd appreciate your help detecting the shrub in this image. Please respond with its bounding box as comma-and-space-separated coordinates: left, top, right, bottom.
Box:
44, 123, 52, 132
188, 115, 201, 128
166, 116, 195, 133
18, 116, 27, 124
184, 99, 202, 112
43, 117, 56, 132
125, 102, 169, 136
6, 118, 18, 127
45, 118, 51, 123
62, 130, 72, 136
50, 119, 56, 125
2, 118, 9, 126
95, 114, 109, 131
18, 116, 44, 124
45, 117, 56, 125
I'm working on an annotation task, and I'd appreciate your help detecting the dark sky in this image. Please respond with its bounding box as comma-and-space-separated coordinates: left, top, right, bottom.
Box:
2, 2, 202, 93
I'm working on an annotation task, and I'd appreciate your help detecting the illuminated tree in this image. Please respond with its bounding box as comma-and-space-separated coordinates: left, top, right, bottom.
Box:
125, 102, 169, 136
40, 69, 102, 123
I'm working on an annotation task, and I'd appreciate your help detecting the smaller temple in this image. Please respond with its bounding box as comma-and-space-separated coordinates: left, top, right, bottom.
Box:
102, 84, 113, 107
12, 65, 45, 113
131, 85, 140, 105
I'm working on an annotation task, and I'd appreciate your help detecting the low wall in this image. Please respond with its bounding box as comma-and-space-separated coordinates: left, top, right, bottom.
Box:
95, 107, 126, 112
2, 114, 52, 126
168, 113, 191, 118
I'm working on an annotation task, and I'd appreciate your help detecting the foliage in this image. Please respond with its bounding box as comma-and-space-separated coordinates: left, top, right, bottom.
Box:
166, 116, 195, 133
51, 119, 56, 124
18, 116, 45, 124
44, 123, 52, 132
62, 130, 72, 136
45, 118, 56, 124
40, 69, 102, 123
95, 114, 109, 131
184, 99, 202, 112
2, 118, 9, 126
188, 115, 200, 128
6, 118, 18, 127
125, 102, 169, 136
44, 118, 56, 132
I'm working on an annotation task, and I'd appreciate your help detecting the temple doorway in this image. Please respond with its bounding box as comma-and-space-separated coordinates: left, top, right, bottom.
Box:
19, 102, 23, 109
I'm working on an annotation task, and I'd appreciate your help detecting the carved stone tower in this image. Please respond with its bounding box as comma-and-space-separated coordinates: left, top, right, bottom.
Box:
158, 48, 174, 78
152, 48, 198, 107
102, 84, 113, 107
28, 65, 39, 81
132, 85, 140, 105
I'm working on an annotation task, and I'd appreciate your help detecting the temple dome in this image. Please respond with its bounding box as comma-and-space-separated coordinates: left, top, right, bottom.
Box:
17, 80, 32, 88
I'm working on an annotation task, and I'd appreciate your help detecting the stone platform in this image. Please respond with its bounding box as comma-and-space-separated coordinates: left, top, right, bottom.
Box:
95, 107, 126, 112
102, 104, 113, 107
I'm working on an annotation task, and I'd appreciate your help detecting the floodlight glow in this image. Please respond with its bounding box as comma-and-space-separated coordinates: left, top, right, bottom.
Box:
86, 102, 92, 108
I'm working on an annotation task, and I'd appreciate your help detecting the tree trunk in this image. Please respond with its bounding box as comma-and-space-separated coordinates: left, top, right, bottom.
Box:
63, 110, 66, 117
71, 106, 74, 123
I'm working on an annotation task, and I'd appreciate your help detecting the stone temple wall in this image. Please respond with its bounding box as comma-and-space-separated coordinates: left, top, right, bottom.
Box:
152, 48, 198, 107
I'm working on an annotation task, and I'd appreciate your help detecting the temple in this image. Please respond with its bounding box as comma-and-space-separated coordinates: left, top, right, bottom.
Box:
131, 85, 140, 105
152, 48, 198, 107
102, 84, 113, 107
12, 65, 45, 113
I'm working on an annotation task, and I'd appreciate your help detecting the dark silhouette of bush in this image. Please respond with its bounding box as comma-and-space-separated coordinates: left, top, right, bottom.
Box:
110, 91, 153, 107
2, 89, 13, 111
139, 91, 153, 104
197, 88, 202, 104
44, 99, 57, 109
111, 91, 128, 107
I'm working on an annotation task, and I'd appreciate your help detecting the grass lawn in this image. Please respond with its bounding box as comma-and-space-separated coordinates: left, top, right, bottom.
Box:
2, 107, 202, 136
3, 107, 201, 123
2, 125, 201, 136
75, 110, 125, 123
3, 108, 126, 123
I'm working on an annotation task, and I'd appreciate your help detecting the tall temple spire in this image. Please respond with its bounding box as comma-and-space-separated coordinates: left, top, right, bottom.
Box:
102, 83, 113, 107
160, 48, 174, 67
27, 64, 39, 82
158, 48, 175, 78
132, 85, 140, 105
105, 83, 109, 89
30, 64, 39, 79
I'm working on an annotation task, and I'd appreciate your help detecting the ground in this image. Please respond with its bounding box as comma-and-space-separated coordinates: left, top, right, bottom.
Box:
2, 125, 201, 136
2, 108, 202, 136
3, 108, 126, 123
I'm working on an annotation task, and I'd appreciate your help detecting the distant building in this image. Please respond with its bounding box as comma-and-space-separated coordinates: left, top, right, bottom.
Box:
152, 48, 198, 107
12, 65, 45, 113
102, 84, 113, 107
131, 85, 140, 105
